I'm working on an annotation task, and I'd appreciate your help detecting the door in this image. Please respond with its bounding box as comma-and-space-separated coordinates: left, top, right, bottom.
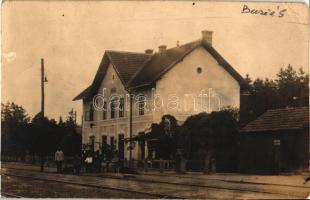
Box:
118, 134, 125, 160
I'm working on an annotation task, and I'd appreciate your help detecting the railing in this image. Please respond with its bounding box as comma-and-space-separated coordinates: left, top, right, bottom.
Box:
1, 155, 209, 173
1, 155, 25, 162
123, 159, 176, 172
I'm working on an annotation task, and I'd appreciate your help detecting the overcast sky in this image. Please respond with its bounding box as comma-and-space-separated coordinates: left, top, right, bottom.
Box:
2, 1, 308, 123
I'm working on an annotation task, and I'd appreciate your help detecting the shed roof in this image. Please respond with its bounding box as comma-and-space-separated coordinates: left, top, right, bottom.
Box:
241, 107, 309, 133
73, 39, 246, 101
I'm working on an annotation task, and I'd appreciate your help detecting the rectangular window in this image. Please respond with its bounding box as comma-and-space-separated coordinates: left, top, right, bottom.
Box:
85, 111, 90, 121
89, 136, 95, 151
103, 101, 107, 120
102, 135, 107, 145
119, 98, 124, 118
90, 110, 93, 121
110, 136, 115, 150
85, 103, 94, 121
110, 99, 116, 119
85, 111, 94, 121
139, 95, 145, 116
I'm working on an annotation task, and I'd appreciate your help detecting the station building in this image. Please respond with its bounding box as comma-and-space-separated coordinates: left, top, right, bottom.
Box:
73, 30, 247, 161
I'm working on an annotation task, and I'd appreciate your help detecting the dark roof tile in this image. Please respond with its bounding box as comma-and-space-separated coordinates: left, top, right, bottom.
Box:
241, 107, 309, 133
72, 85, 91, 101
106, 51, 152, 85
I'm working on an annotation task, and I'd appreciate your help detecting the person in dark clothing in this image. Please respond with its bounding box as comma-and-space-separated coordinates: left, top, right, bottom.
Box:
93, 151, 102, 172
73, 155, 81, 175
40, 155, 45, 172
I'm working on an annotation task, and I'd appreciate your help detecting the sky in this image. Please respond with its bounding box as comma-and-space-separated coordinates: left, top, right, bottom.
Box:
2, 1, 309, 123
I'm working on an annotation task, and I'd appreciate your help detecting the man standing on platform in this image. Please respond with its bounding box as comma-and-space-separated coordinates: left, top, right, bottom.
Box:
55, 148, 64, 173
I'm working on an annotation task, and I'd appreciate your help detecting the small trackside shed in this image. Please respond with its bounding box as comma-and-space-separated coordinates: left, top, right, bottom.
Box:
239, 107, 309, 174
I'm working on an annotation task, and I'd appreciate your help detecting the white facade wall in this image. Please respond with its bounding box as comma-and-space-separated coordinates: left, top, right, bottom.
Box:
82, 63, 152, 160
154, 47, 240, 123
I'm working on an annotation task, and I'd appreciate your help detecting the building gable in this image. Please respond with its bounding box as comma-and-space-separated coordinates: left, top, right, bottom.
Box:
73, 52, 150, 100
98, 63, 127, 97
153, 46, 240, 122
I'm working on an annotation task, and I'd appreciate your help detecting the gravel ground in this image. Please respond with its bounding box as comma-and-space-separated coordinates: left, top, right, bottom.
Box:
1, 174, 156, 198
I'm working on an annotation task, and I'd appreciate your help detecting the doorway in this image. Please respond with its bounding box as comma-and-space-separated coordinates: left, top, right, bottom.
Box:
118, 134, 125, 160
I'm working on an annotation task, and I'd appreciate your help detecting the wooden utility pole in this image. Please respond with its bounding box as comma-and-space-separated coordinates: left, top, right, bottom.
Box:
40, 58, 48, 172
41, 58, 45, 117
41, 58, 48, 118
129, 93, 133, 163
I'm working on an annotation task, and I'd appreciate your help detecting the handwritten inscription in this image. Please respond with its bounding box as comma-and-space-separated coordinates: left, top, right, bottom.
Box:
241, 4, 287, 18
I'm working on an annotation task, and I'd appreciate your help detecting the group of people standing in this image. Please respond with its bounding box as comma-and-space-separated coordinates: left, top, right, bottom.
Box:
54, 144, 120, 174
82, 150, 120, 173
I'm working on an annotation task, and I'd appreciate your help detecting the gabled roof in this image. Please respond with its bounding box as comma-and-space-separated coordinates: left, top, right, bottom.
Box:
107, 51, 152, 85
241, 107, 309, 133
127, 40, 246, 89
73, 85, 92, 101
127, 40, 201, 88
73, 51, 151, 101
73, 39, 246, 101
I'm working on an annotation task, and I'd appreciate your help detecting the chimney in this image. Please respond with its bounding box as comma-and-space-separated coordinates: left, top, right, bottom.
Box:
158, 45, 167, 54
145, 49, 154, 54
201, 30, 213, 46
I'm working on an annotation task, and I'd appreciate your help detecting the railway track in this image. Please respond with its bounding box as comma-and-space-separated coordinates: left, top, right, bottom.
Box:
1, 172, 182, 199
1, 192, 24, 198
2, 166, 308, 199
3, 166, 308, 197
4, 164, 310, 189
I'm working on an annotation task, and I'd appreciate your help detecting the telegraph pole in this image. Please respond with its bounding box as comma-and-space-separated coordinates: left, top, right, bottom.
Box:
40, 58, 48, 172
41, 58, 48, 118
129, 93, 132, 162
41, 58, 45, 118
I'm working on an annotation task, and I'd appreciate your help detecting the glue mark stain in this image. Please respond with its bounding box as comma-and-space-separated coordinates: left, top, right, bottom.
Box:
3, 52, 16, 62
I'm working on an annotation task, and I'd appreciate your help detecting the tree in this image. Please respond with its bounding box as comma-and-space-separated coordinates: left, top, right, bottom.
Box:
58, 109, 81, 156
31, 112, 58, 156
146, 115, 180, 159
1, 102, 30, 155
276, 65, 309, 107
181, 109, 239, 171
58, 116, 65, 126
242, 65, 309, 124
1, 103, 82, 158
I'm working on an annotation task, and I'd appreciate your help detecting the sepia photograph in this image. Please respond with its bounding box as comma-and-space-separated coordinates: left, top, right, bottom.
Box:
1, 0, 309, 199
